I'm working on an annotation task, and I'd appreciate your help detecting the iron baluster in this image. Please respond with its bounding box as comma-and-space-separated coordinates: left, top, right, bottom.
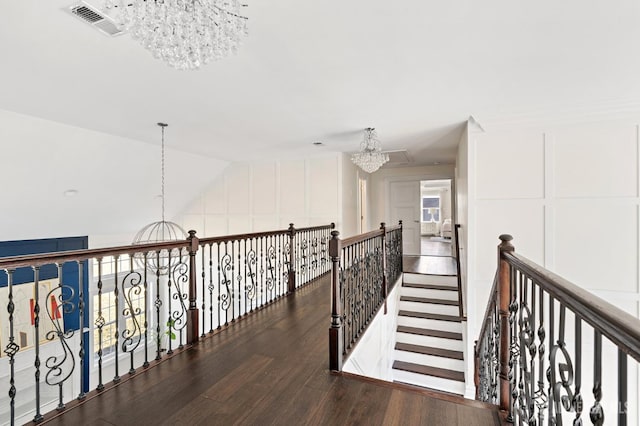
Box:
166, 250, 173, 355
143, 253, 149, 368
155, 251, 162, 361
121, 256, 143, 374
536, 285, 547, 425
46, 263, 77, 411
5, 269, 19, 425
201, 246, 206, 337
113, 256, 120, 382
618, 349, 627, 426
33, 266, 43, 423
590, 330, 604, 425
96, 259, 105, 388
77, 261, 86, 399
574, 316, 583, 425
209, 244, 214, 333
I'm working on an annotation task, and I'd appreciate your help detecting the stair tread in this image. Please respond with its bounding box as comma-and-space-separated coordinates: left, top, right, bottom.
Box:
398, 310, 461, 322
395, 342, 464, 360
393, 360, 465, 382
397, 326, 462, 340
403, 282, 457, 291
400, 296, 458, 306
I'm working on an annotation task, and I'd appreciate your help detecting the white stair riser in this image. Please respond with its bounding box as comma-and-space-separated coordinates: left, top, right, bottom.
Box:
392, 369, 465, 395
395, 333, 464, 351
403, 274, 457, 287
398, 301, 459, 316
400, 287, 458, 300
397, 316, 463, 333
394, 350, 464, 371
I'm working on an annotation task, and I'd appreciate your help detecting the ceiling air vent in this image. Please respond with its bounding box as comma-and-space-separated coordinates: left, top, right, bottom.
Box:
384, 150, 412, 167
68, 2, 124, 37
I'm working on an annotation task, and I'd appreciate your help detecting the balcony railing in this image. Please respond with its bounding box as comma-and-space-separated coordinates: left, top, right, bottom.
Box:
475, 235, 640, 425
329, 222, 403, 371
0, 223, 334, 425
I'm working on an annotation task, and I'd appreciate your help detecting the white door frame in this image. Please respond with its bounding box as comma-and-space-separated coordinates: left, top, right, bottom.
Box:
383, 173, 454, 228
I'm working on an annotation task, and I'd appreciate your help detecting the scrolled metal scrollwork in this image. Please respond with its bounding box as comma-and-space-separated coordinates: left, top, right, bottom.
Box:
219, 252, 233, 312
246, 248, 258, 300
121, 270, 144, 354
170, 259, 189, 334
44, 284, 77, 410
549, 341, 579, 425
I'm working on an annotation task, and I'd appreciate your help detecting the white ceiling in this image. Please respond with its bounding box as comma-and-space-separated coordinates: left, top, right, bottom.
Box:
2, 1, 640, 166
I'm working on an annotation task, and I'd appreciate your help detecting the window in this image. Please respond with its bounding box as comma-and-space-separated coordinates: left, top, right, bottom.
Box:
91, 255, 148, 360
422, 197, 440, 222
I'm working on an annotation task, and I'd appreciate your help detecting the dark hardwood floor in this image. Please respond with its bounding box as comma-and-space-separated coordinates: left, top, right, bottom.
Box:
38, 276, 500, 426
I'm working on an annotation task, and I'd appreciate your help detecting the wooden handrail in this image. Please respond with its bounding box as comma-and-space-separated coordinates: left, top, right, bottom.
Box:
0, 239, 191, 269
475, 234, 640, 424
340, 229, 384, 248
503, 251, 640, 363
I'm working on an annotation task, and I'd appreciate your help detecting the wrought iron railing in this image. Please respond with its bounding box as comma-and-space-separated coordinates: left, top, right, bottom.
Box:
329, 222, 403, 371
0, 223, 333, 425
475, 235, 640, 425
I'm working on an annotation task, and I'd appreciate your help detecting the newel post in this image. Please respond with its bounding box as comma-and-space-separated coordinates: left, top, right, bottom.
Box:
288, 223, 296, 293
329, 230, 343, 371
380, 222, 388, 314
187, 230, 200, 345
498, 234, 514, 415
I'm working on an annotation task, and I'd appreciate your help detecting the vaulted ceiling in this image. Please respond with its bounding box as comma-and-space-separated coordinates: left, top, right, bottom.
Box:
2, 1, 640, 166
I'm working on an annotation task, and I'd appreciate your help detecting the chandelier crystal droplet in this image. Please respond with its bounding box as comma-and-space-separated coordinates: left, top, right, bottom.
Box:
351, 128, 389, 174
104, 0, 249, 70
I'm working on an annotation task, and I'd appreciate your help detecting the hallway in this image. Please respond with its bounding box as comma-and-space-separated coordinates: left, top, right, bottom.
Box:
403, 237, 457, 276
37, 275, 500, 426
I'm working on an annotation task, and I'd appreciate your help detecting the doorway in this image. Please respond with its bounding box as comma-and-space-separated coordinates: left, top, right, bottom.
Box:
419, 179, 453, 257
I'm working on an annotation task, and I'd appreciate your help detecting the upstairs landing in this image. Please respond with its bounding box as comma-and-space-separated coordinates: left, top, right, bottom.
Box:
37, 276, 499, 426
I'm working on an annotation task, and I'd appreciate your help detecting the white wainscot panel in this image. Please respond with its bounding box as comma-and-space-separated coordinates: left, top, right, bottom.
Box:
252, 217, 279, 232
553, 124, 638, 198
204, 181, 226, 215
554, 200, 637, 292
228, 216, 251, 234
474, 200, 545, 281
281, 218, 309, 229
227, 164, 250, 215
180, 214, 205, 235
204, 215, 228, 237
308, 157, 339, 217
251, 162, 277, 215
279, 160, 306, 217
475, 131, 544, 199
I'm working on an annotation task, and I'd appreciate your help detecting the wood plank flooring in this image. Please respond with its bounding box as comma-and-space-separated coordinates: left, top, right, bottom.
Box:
36, 275, 501, 426
403, 255, 457, 276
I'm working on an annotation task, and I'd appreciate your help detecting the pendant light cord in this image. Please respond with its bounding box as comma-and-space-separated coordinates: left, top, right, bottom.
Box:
158, 122, 168, 224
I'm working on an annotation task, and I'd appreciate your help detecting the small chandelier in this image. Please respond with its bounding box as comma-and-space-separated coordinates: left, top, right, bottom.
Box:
132, 123, 187, 275
104, 0, 249, 70
351, 128, 389, 173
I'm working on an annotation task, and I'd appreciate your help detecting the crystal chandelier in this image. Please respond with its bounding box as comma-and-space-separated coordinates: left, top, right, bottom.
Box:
132, 123, 187, 275
351, 128, 389, 173
104, 0, 249, 70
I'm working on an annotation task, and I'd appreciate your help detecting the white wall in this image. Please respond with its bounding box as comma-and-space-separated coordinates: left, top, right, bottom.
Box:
464, 119, 640, 418
454, 123, 472, 396
342, 277, 402, 381
341, 153, 361, 238
0, 109, 228, 245
177, 153, 353, 236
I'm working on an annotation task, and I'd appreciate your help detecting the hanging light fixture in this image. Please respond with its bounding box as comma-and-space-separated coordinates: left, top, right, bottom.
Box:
103, 0, 249, 70
132, 123, 187, 275
351, 127, 389, 173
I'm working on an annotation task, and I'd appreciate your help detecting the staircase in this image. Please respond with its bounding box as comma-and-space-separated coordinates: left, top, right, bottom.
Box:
392, 272, 465, 395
